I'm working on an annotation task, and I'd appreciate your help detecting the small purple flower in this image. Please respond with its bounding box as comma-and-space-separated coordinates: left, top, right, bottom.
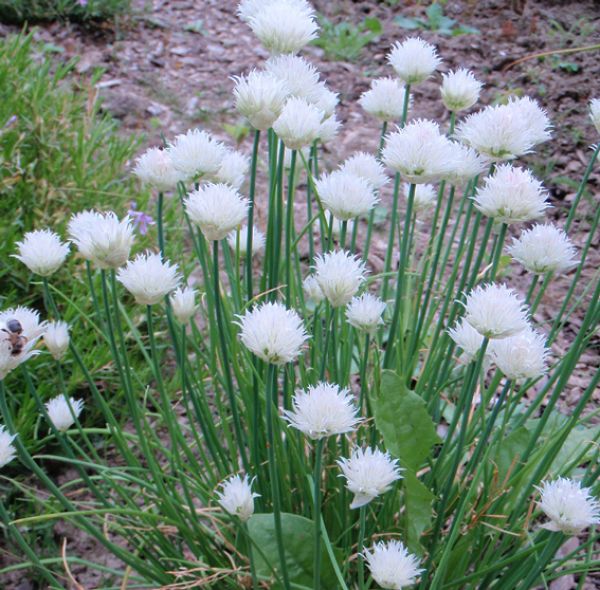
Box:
78, 0, 88, 6
128, 201, 155, 236
3, 115, 17, 130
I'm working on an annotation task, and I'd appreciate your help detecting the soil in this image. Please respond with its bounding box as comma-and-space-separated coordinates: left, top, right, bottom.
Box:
0, 0, 599, 588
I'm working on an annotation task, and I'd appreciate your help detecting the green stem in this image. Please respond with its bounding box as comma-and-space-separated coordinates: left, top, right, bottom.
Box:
246, 129, 261, 302
357, 505, 367, 590
157, 191, 165, 257
265, 363, 290, 590
313, 437, 325, 590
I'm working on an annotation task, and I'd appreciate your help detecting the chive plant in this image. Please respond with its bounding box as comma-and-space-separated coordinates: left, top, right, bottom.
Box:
1, 2, 599, 588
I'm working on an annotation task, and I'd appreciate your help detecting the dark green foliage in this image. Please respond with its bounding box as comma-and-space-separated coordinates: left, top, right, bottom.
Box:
0, 0, 129, 23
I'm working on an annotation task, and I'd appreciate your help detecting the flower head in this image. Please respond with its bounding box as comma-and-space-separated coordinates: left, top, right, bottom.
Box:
0, 307, 46, 380
388, 37, 441, 85
441, 69, 482, 112
537, 478, 600, 535
213, 149, 250, 190
0, 425, 17, 469
13, 229, 70, 277
363, 540, 423, 590
170, 286, 197, 324
132, 147, 182, 191
168, 129, 226, 182
359, 77, 410, 122
128, 201, 156, 236
408, 183, 437, 215
590, 98, 600, 134
247, 0, 318, 54
457, 97, 551, 161
45, 395, 84, 432
318, 114, 341, 143
273, 97, 323, 149
316, 170, 379, 221
473, 164, 549, 224
265, 54, 319, 97
346, 293, 386, 335
236, 301, 308, 365
184, 183, 249, 242
283, 382, 360, 439
382, 119, 457, 184
216, 474, 259, 522
238, 0, 313, 22
117, 251, 181, 306
313, 250, 367, 308
341, 152, 389, 190
43, 321, 70, 361
463, 283, 529, 339
337, 447, 403, 509
233, 70, 289, 130
303, 275, 325, 304
445, 143, 486, 185
508, 224, 577, 274
68, 210, 135, 269
227, 225, 266, 257
490, 327, 549, 381
448, 319, 486, 364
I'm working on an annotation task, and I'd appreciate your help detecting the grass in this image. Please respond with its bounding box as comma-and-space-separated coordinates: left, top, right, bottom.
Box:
0, 0, 130, 23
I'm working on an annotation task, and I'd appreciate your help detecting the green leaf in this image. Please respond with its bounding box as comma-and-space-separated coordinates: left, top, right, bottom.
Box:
394, 16, 423, 30
363, 17, 383, 35
403, 469, 435, 554
247, 513, 341, 589
495, 425, 531, 481
372, 370, 440, 471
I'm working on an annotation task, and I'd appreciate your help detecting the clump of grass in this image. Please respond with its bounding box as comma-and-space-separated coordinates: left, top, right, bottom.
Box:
0, 0, 130, 24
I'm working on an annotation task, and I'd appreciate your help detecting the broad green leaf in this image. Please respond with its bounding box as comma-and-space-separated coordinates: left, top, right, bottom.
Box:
372, 370, 440, 471
247, 513, 341, 589
394, 16, 423, 30
403, 469, 435, 554
363, 17, 383, 35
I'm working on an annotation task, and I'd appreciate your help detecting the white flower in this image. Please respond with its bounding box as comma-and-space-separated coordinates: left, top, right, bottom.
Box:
233, 70, 289, 130
337, 447, 403, 509
473, 164, 549, 224
170, 286, 197, 324
184, 183, 249, 242
316, 171, 379, 221
236, 301, 308, 365
310, 82, 339, 119
407, 183, 437, 215
247, 0, 318, 54
341, 152, 389, 190
238, 0, 314, 22
490, 327, 549, 381
388, 37, 441, 85
45, 395, 84, 432
168, 129, 226, 182
463, 283, 529, 339
13, 229, 70, 277
117, 251, 181, 306
590, 98, 600, 134
0, 425, 17, 469
68, 210, 135, 269
43, 321, 70, 361
216, 474, 259, 522
441, 69, 482, 112
303, 275, 325, 304
448, 319, 486, 364
359, 77, 410, 122
213, 149, 249, 190
283, 382, 360, 439
318, 114, 341, 144
537, 478, 600, 535
507, 224, 578, 274
313, 250, 367, 308
457, 97, 551, 161
382, 120, 457, 184
273, 97, 323, 149
346, 293, 386, 335
363, 540, 423, 590
265, 54, 319, 98
0, 307, 46, 380
227, 226, 265, 257
445, 143, 486, 185
132, 147, 182, 191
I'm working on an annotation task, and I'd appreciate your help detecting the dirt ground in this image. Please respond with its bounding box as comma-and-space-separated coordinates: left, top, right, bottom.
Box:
0, 0, 599, 588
